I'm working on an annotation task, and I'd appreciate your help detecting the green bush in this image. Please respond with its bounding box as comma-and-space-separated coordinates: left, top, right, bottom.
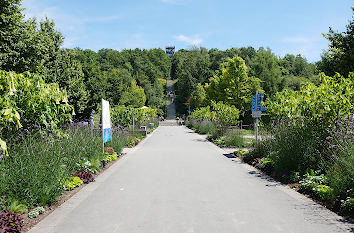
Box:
265, 73, 354, 176
298, 171, 334, 201
341, 197, 354, 217
6, 200, 27, 214
28, 206, 45, 219
211, 101, 240, 135
326, 116, 354, 197
64, 176, 83, 191
0, 124, 127, 208
110, 105, 157, 128
198, 121, 216, 135
0, 70, 73, 156
267, 120, 322, 176
242, 138, 274, 164
224, 130, 244, 147
314, 185, 334, 201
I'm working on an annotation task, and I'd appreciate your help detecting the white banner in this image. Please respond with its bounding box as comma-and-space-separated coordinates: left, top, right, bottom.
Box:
102, 99, 112, 143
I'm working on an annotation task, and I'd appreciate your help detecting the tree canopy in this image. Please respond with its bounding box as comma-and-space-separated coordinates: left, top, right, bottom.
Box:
318, 7, 354, 77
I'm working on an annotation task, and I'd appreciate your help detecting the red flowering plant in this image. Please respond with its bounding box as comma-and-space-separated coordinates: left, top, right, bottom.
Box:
104, 147, 115, 155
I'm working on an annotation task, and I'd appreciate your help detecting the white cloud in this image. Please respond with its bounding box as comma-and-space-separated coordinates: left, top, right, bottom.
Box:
21, 0, 122, 49
176, 34, 203, 45
278, 34, 327, 62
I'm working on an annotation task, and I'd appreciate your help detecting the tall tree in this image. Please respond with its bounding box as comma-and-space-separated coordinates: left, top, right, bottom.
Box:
249, 48, 283, 97
318, 7, 354, 76
43, 49, 89, 116
119, 80, 146, 108
205, 56, 262, 113
0, 0, 24, 71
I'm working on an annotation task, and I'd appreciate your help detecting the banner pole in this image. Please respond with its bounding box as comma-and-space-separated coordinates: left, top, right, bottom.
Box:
102, 99, 104, 154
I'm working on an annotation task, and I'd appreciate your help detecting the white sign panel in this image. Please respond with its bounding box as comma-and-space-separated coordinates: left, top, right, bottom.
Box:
102, 99, 112, 143
252, 111, 261, 118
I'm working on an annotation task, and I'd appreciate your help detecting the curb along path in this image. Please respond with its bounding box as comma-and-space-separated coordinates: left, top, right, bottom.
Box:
29, 126, 353, 233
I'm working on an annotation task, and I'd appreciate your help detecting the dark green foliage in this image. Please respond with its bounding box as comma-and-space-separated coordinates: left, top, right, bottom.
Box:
43, 49, 90, 117
267, 120, 322, 176
172, 46, 316, 114
205, 56, 262, 113
74, 48, 169, 117
318, 8, 354, 77
0, 125, 126, 208
0, 13, 64, 74
119, 80, 146, 107
223, 130, 245, 147
172, 47, 212, 114
341, 197, 354, 217
326, 115, 354, 197
249, 48, 283, 96
242, 139, 274, 164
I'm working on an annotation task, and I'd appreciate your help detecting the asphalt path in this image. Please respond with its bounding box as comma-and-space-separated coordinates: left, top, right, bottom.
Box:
29, 126, 353, 233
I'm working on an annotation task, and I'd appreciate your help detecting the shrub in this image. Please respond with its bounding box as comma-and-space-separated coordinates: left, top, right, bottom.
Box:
110, 105, 157, 128
28, 206, 45, 219
64, 176, 83, 191
0, 70, 73, 156
110, 153, 118, 161
211, 101, 240, 135
341, 197, 354, 217
198, 121, 216, 135
0, 123, 127, 208
77, 170, 95, 184
127, 137, 136, 148
253, 157, 274, 174
189, 106, 214, 123
224, 130, 244, 147
267, 120, 322, 176
242, 139, 274, 164
314, 185, 334, 201
105, 147, 115, 155
298, 171, 334, 201
0, 210, 23, 232
326, 115, 354, 197
7, 200, 27, 214
77, 158, 100, 174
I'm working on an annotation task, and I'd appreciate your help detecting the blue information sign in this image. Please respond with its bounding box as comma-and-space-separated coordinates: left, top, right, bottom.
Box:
252, 93, 266, 112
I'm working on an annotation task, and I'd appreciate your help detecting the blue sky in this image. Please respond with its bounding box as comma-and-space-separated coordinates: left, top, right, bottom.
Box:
22, 0, 353, 62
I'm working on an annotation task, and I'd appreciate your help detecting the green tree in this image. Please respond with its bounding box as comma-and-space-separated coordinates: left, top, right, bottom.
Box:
43, 49, 89, 117
189, 83, 206, 110
0, 0, 24, 71
211, 101, 240, 135
119, 80, 146, 107
172, 47, 212, 113
0, 8, 64, 74
318, 7, 354, 76
249, 48, 283, 96
205, 56, 262, 113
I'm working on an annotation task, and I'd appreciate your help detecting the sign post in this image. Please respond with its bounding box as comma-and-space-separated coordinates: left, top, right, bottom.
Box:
252, 91, 266, 142
102, 99, 112, 153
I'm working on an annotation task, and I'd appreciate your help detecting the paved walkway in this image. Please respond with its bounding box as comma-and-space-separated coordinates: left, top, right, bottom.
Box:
29, 126, 353, 233
166, 79, 176, 120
